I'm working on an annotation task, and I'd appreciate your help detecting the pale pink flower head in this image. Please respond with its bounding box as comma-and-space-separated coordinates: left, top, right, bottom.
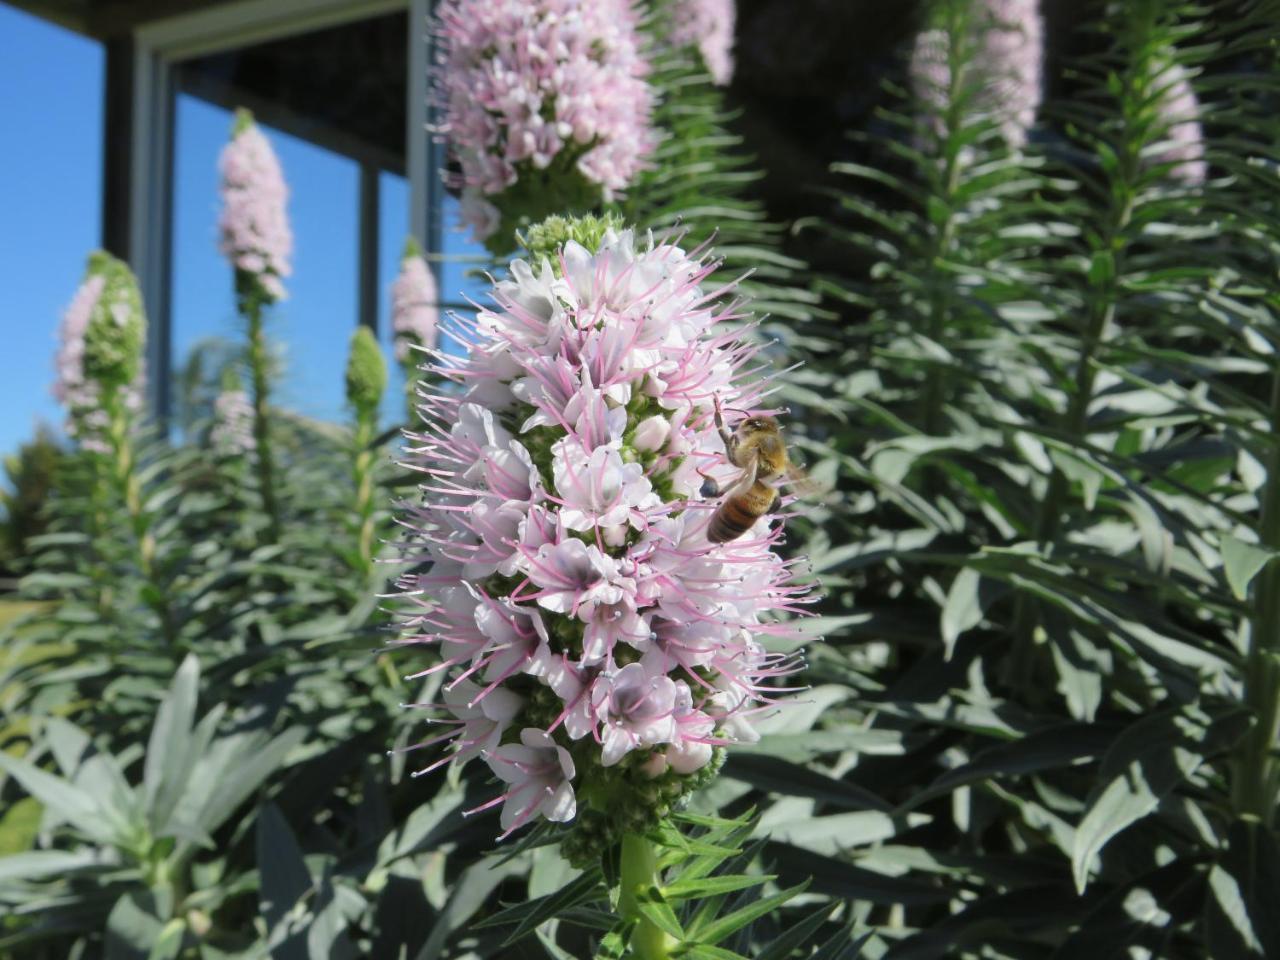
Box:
667, 0, 737, 86
433, 0, 657, 243
392, 215, 812, 842
392, 237, 439, 364
218, 108, 292, 303
1151, 59, 1207, 186
210, 388, 255, 457
53, 252, 146, 451
910, 0, 1044, 151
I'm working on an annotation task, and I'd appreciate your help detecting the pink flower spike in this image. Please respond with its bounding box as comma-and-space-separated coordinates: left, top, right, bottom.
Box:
390, 222, 815, 840
217, 109, 292, 301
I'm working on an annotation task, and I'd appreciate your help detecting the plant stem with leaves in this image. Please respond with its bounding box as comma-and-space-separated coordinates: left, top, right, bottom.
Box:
244, 293, 281, 543
919, 0, 972, 439
1233, 332, 1280, 825
345, 326, 387, 579
105, 389, 175, 646
1006, 13, 1146, 691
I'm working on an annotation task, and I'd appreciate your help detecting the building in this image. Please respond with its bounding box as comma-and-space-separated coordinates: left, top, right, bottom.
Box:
8, 0, 444, 418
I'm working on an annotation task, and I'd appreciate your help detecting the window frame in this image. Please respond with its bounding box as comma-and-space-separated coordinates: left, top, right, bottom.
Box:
127, 0, 438, 417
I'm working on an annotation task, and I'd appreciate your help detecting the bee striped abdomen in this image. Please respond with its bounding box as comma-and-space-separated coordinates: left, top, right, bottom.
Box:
708, 480, 779, 543
708, 498, 758, 543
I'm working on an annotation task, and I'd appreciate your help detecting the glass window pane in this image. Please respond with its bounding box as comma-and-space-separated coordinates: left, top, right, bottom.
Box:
171, 93, 359, 427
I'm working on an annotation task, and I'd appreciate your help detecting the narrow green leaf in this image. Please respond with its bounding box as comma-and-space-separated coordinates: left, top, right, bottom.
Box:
676, 944, 751, 960
692, 882, 809, 945
0, 751, 120, 846
635, 887, 686, 940
256, 801, 311, 955
1220, 534, 1276, 601
1204, 820, 1280, 958
105, 891, 167, 960
144, 655, 200, 833
941, 568, 984, 658
662, 873, 772, 901
756, 903, 840, 960
1071, 708, 1248, 893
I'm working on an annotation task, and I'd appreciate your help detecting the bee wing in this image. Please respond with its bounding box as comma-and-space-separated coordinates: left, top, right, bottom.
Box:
778, 461, 823, 500
727, 447, 761, 496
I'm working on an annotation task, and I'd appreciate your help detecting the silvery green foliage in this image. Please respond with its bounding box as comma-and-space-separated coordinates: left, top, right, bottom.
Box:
780, 0, 1280, 956
5, 0, 1280, 957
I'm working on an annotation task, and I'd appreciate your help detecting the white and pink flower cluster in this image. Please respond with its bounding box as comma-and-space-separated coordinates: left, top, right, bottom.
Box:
667, 0, 737, 86
391, 245, 440, 365
910, 0, 1044, 151
218, 110, 292, 302
53, 259, 143, 453
211, 388, 256, 457
1152, 60, 1207, 186
434, 0, 657, 241
396, 225, 809, 837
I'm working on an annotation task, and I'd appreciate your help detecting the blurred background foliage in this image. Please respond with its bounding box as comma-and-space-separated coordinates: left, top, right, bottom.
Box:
3, 0, 1280, 957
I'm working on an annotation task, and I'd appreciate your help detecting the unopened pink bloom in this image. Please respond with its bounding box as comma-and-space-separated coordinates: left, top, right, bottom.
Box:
218, 112, 292, 301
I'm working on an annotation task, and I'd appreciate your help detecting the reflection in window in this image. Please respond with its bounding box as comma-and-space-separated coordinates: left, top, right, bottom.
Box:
171, 94, 358, 429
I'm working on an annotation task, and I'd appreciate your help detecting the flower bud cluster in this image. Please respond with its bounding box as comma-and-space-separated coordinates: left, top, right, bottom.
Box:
346, 327, 388, 422
910, 0, 1044, 151
395, 220, 810, 840
434, 0, 657, 243
218, 109, 293, 303
211, 388, 255, 458
53, 251, 146, 452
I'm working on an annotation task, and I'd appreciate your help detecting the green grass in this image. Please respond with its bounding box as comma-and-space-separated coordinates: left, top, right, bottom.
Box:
0, 601, 45, 631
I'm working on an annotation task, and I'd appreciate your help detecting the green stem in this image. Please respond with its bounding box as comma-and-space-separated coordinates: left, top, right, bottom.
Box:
918, 1, 968, 439
246, 295, 281, 542
352, 413, 376, 579
106, 392, 175, 646
1232, 369, 1280, 825
1006, 24, 1145, 691
620, 833, 673, 960
84, 449, 114, 621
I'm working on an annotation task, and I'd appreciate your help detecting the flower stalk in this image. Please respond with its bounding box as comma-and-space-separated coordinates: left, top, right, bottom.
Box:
345, 326, 387, 578
245, 295, 281, 542
620, 833, 673, 960
1232, 359, 1280, 825
218, 108, 291, 543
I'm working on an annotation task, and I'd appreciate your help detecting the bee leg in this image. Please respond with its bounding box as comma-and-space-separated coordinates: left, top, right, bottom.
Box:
768, 490, 783, 514
714, 396, 740, 466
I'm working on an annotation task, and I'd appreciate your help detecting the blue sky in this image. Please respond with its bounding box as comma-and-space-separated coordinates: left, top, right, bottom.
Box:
0, 3, 485, 461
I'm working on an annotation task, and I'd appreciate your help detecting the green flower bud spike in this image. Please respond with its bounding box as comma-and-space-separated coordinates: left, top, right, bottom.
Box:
346, 326, 386, 578
82, 251, 146, 397
346, 326, 388, 421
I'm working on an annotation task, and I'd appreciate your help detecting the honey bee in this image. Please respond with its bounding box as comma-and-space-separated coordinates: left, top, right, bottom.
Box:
702, 399, 795, 543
